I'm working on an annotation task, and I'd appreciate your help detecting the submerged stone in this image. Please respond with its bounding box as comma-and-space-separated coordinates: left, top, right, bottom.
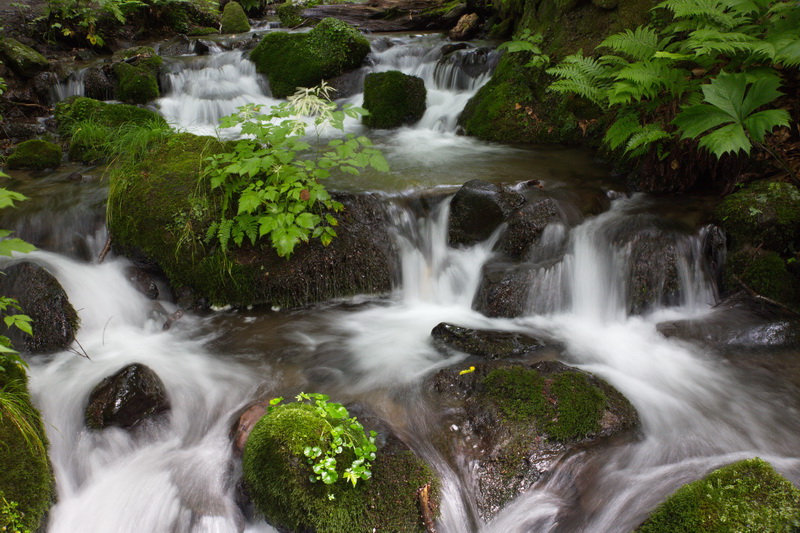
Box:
431, 322, 543, 358
85, 363, 171, 431
428, 360, 637, 518
637, 458, 800, 532
0, 261, 79, 354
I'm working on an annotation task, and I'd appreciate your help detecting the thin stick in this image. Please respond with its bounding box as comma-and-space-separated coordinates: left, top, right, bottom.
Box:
97, 235, 112, 263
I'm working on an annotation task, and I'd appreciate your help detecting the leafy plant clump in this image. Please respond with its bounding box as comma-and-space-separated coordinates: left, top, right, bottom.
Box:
203, 83, 388, 258
638, 458, 800, 532
546, 0, 799, 167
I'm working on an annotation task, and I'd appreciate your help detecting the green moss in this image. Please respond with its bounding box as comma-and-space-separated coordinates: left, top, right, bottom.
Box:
242, 403, 439, 532
250, 18, 370, 98
725, 247, 798, 307
163, 4, 191, 33
277, 1, 305, 27
0, 356, 54, 532
188, 26, 219, 36
0, 38, 48, 78
363, 71, 426, 129
5, 140, 61, 171
638, 458, 800, 532
113, 62, 160, 105
483, 366, 609, 442
220, 1, 251, 33
716, 180, 800, 252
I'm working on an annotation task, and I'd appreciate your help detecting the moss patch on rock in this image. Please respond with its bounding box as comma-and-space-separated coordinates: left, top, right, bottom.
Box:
107, 132, 395, 308
250, 18, 370, 98
5, 140, 61, 170
724, 247, 798, 307
0, 38, 49, 78
242, 402, 439, 532
0, 356, 54, 532
363, 71, 426, 129
277, 1, 305, 27
220, 1, 251, 33
55, 97, 166, 135
113, 62, 160, 105
638, 458, 800, 532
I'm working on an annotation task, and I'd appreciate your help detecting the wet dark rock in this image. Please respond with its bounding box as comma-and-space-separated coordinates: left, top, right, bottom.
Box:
473, 261, 534, 318
427, 360, 637, 519
159, 34, 191, 56
0, 120, 46, 141
0, 38, 49, 78
83, 65, 114, 101
431, 322, 542, 359
448, 179, 526, 247
441, 3, 468, 24
449, 13, 480, 41
32, 70, 58, 102
440, 42, 470, 56
126, 266, 159, 299
495, 197, 562, 259
0, 261, 79, 354
326, 69, 367, 99
85, 363, 171, 431
194, 40, 213, 55
628, 231, 681, 314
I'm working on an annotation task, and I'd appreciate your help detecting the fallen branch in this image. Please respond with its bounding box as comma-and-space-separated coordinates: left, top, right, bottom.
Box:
97, 235, 112, 263
417, 482, 437, 533
732, 274, 800, 317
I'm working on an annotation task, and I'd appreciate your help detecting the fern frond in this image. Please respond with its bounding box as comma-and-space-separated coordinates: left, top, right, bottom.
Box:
765, 32, 800, 67
685, 29, 759, 57
657, 0, 744, 31
604, 111, 641, 150
546, 52, 613, 107
218, 218, 234, 250
599, 26, 662, 61
625, 123, 672, 156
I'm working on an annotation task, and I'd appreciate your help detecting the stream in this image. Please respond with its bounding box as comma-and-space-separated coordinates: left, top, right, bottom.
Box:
3, 28, 800, 533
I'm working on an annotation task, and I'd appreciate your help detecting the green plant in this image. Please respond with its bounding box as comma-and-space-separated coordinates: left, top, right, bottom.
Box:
41, 0, 145, 46
546, 0, 799, 164
0, 493, 31, 533
269, 393, 377, 489
203, 83, 388, 258
497, 29, 550, 69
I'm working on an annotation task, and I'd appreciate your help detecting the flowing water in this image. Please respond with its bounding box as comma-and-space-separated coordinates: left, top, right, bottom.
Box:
8, 29, 800, 533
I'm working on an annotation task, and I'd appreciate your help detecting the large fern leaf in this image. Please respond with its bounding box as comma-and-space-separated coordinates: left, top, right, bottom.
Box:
625, 123, 672, 156
546, 52, 613, 106
599, 26, 662, 61
685, 29, 759, 57
657, 0, 743, 30
604, 111, 641, 150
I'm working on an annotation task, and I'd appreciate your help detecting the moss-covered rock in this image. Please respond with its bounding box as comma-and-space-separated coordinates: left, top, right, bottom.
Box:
55, 96, 166, 135
715, 180, 800, 252
0, 38, 49, 78
242, 402, 439, 532
220, 1, 251, 33
5, 140, 62, 171
276, 0, 305, 28
428, 360, 637, 518
0, 355, 54, 532
724, 247, 798, 306
188, 26, 220, 36
362, 71, 426, 129
107, 132, 396, 308
250, 18, 370, 98
113, 62, 160, 105
638, 458, 800, 532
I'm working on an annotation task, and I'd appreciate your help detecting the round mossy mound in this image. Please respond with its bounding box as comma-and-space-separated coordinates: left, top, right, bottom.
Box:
715, 180, 800, 252
0, 38, 49, 78
277, 1, 304, 27
724, 247, 798, 307
250, 18, 370, 98
362, 70, 427, 129
113, 62, 160, 105
0, 356, 54, 532
637, 458, 800, 532
220, 1, 251, 33
5, 140, 61, 171
242, 402, 439, 532
55, 97, 166, 134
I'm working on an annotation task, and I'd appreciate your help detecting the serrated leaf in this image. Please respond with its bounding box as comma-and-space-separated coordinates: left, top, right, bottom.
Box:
742, 108, 790, 142
698, 122, 751, 156
673, 104, 733, 138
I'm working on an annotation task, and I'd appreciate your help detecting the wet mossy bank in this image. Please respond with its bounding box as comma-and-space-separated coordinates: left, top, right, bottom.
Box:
106, 132, 396, 310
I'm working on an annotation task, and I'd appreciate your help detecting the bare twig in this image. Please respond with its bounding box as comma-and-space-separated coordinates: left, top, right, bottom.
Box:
97, 235, 112, 263
732, 274, 800, 317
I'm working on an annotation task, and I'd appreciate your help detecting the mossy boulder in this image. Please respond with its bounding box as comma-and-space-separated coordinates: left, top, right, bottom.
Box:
724, 247, 798, 307
0, 38, 49, 78
428, 360, 637, 518
220, 1, 251, 33
55, 97, 167, 135
5, 140, 62, 171
242, 402, 439, 532
0, 262, 79, 354
0, 355, 54, 532
250, 18, 370, 98
107, 132, 396, 308
113, 62, 160, 105
277, 1, 305, 27
362, 71, 427, 129
638, 458, 800, 532
715, 180, 800, 252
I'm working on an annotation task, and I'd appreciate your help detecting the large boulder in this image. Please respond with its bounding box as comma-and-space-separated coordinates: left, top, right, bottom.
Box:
84, 363, 171, 431
83, 66, 115, 101
242, 400, 439, 532
0, 355, 54, 532
159, 34, 192, 56
220, 1, 251, 33
111, 47, 162, 104
107, 133, 397, 309
637, 458, 800, 532
249, 18, 370, 98
362, 71, 427, 129
473, 261, 535, 318
495, 196, 562, 259
428, 360, 637, 519
0, 38, 49, 78
449, 13, 480, 41
5, 140, 62, 171
0, 262, 79, 354
447, 179, 526, 247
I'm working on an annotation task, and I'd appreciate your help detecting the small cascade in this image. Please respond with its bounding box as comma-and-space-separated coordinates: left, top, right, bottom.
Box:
50, 69, 86, 102
157, 51, 280, 135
